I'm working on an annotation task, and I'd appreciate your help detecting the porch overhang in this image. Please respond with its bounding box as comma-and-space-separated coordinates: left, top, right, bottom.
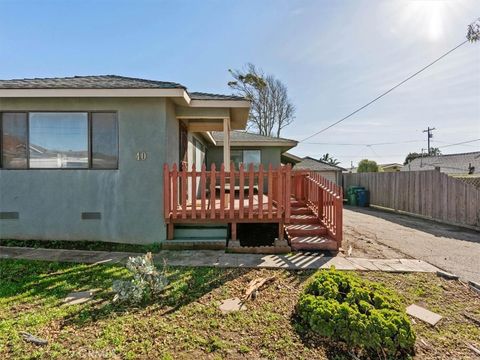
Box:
175, 105, 249, 130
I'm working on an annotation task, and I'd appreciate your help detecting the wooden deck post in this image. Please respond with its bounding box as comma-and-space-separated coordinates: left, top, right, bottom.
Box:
231, 222, 237, 241
223, 118, 231, 207
278, 220, 284, 241
167, 223, 174, 240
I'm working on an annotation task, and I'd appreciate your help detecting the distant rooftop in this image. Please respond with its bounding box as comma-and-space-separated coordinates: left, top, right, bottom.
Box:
402, 151, 480, 175
294, 157, 346, 171
0, 75, 246, 101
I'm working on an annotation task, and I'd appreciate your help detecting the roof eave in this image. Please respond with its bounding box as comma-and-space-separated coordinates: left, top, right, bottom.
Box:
215, 140, 298, 148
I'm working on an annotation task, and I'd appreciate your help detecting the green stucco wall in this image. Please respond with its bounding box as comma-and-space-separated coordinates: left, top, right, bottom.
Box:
0, 97, 178, 244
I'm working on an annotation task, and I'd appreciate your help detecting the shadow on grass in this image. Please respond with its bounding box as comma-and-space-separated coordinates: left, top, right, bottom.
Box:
0, 259, 251, 329
64, 265, 250, 327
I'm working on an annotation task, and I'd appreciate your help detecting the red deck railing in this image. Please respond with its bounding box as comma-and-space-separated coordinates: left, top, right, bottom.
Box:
291, 171, 343, 246
163, 163, 292, 223
164, 164, 343, 246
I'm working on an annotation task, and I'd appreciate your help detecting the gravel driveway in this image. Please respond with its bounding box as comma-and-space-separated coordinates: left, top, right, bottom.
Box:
343, 206, 480, 283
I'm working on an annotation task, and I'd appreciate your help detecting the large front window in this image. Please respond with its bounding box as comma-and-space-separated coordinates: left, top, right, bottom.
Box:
29, 112, 89, 168
0, 112, 118, 169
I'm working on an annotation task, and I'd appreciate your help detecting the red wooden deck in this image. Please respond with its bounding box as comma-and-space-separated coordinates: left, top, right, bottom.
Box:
163, 163, 343, 250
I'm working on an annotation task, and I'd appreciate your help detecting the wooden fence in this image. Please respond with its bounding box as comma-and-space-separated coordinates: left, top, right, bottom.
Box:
343, 170, 480, 229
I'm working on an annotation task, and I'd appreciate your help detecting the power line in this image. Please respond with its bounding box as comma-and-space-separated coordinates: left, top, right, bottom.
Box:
300, 39, 470, 142
301, 139, 424, 146
437, 138, 480, 149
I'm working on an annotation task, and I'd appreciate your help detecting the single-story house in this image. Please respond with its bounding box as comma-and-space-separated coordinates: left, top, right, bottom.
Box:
293, 156, 345, 185
402, 151, 480, 175
207, 131, 297, 170
0, 75, 342, 252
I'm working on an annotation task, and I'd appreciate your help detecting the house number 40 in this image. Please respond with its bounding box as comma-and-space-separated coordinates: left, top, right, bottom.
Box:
136, 151, 147, 161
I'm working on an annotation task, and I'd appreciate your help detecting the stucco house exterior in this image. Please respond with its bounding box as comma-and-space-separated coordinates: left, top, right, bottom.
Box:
0, 75, 250, 244
0, 75, 343, 252
207, 131, 297, 170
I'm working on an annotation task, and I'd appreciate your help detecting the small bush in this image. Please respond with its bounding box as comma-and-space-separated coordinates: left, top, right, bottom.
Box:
297, 268, 415, 357
112, 252, 168, 304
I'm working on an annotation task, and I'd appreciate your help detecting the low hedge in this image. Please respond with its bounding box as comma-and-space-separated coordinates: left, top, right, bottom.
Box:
297, 269, 415, 357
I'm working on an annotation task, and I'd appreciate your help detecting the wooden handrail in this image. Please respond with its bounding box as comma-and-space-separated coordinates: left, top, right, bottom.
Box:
291, 170, 343, 247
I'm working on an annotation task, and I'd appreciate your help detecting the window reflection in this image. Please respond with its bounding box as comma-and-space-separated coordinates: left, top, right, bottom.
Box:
92, 113, 118, 169
1, 113, 28, 169
29, 112, 88, 168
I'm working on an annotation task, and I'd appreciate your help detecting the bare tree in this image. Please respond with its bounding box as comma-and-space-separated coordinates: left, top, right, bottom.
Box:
228, 63, 295, 137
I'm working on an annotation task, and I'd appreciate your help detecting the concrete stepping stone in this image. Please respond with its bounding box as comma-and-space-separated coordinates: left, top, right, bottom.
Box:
63, 291, 94, 305
219, 298, 246, 314
406, 304, 442, 326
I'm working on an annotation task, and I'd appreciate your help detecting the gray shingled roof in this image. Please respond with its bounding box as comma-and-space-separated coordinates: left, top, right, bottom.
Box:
211, 131, 297, 145
294, 157, 346, 171
0, 75, 185, 89
0, 75, 248, 101
189, 92, 245, 101
402, 151, 480, 175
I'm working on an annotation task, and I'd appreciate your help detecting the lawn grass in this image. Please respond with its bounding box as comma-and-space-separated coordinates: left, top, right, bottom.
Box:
0, 259, 479, 359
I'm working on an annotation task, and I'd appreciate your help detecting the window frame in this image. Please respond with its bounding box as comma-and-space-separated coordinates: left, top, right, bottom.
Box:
0, 110, 118, 170
230, 148, 262, 170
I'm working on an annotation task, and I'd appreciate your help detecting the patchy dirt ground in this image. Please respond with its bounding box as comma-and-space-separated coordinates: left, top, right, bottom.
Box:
342, 206, 480, 283
1, 260, 480, 360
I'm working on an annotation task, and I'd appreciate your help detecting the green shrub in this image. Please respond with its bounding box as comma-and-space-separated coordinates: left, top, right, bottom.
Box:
112, 253, 168, 304
297, 269, 415, 357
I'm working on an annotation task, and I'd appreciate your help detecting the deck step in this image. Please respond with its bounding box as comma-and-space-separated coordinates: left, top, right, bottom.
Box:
163, 239, 226, 250
290, 236, 338, 251
285, 224, 327, 237
289, 214, 319, 224
290, 200, 306, 207
290, 207, 312, 215
174, 225, 228, 239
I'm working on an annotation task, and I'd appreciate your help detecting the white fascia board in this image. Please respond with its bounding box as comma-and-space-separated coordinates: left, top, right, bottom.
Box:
189, 99, 251, 108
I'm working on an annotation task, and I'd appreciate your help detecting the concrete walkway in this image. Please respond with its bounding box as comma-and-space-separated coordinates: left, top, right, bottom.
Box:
0, 246, 439, 272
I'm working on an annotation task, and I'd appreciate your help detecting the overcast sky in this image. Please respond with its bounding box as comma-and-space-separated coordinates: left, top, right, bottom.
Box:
0, 0, 478, 166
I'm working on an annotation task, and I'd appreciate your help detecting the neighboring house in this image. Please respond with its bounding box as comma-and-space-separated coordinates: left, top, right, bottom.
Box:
379, 163, 402, 172
402, 151, 480, 175
0, 75, 343, 252
207, 131, 297, 170
281, 151, 303, 165
293, 156, 345, 184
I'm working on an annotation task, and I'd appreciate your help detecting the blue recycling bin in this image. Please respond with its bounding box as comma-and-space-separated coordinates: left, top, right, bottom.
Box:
356, 189, 370, 207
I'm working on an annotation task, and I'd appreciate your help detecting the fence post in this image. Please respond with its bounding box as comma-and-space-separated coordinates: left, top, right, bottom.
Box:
163, 164, 170, 220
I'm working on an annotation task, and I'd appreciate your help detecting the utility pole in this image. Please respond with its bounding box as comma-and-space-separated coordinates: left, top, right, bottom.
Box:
422, 127, 436, 155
